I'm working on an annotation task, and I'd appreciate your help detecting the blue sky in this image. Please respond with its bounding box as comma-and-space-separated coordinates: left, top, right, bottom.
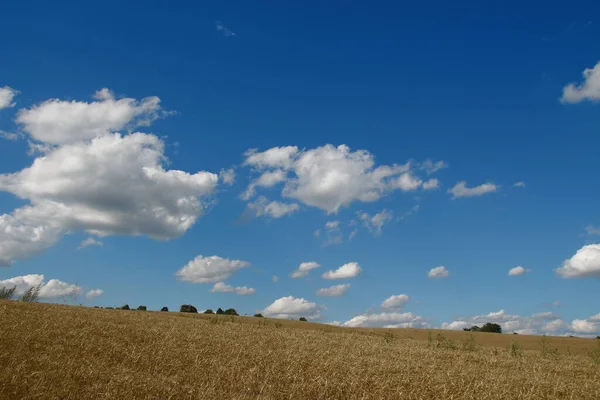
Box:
1, 1, 600, 334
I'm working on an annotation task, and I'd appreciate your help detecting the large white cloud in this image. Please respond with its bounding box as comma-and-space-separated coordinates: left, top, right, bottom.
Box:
448, 181, 497, 198
0, 132, 219, 264
210, 282, 255, 295
343, 312, 428, 328
316, 284, 350, 296
0, 86, 18, 109
0, 274, 83, 299
262, 296, 321, 319
291, 261, 321, 278
381, 294, 410, 310
243, 145, 444, 213
556, 244, 600, 278
16, 88, 166, 144
561, 61, 600, 103
441, 309, 600, 336
86, 289, 104, 300
175, 255, 250, 283
322, 262, 362, 280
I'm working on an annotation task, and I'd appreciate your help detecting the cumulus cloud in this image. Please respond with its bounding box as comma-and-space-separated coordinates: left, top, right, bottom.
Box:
0, 86, 18, 109
291, 261, 321, 278
422, 178, 440, 190
316, 284, 350, 297
262, 296, 321, 319
0, 132, 219, 264
357, 209, 393, 235
561, 61, 600, 103
78, 237, 104, 250
16, 88, 167, 145
322, 262, 362, 280
343, 312, 428, 328
243, 145, 442, 214
0, 274, 82, 299
508, 266, 528, 276
441, 309, 597, 336
448, 181, 497, 198
556, 244, 600, 278
428, 266, 449, 279
242, 170, 287, 200
420, 159, 447, 175
175, 255, 250, 283
247, 196, 299, 218
86, 289, 104, 300
381, 294, 410, 310
514, 181, 526, 188
210, 282, 255, 295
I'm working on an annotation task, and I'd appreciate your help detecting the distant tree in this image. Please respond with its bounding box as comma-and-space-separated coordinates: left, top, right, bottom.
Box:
513, 332, 519, 335
106, 307, 114, 309
21, 284, 42, 302
160, 307, 169, 312
0, 286, 17, 300
216, 308, 224, 315
120, 304, 130, 310
180, 304, 198, 313
204, 309, 214, 314
137, 305, 147, 311
464, 326, 480, 332
253, 313, 264, 318
224, 308, 238, 316
299, 317, 307, 322
479, 323, 502, 333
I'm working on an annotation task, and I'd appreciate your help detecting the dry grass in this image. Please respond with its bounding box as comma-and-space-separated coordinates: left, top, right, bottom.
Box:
1, 301, 599, 399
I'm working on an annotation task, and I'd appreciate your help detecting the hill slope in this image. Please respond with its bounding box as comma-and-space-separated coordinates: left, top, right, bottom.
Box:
1, 301, 599, 399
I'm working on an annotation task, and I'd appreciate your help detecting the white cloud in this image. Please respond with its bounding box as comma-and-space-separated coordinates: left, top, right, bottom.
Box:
0, 86, 18, 109
321, 220, 343, 246
291, 261, 321, 278
316, 284, 350, 296
210, 282, 255, 295
216, 21, 236, 37
272, 275, 279, 283
442, 309, 600, 336
561, 61, 600, 103
349, 228, 358, 240
325, 221, 341, 229
398, 205, 420, 221
0, 132, 219, 264
243, 145, 440, 214
514, 181, 526, 188
86, 289, 104, 300
422, 178, 439, 190
343, 312, 427, 328
556, 244, 600, 278
448, 181, 497, 198
16, 88, 166, 144
508, 266, 528, 276
0, 130, 19, 140
585, 226, 600, 236
248, 196, 299, 218
322, 262, 362, 280
428, 266, 449, 279
381, 294, 410, 310
78, 237, 104, 250
0, 274, 81, 299
219, 168, 235, 185
242, 170, 287, 200
420, 159, 447, 175
262, 296, 321, 319
175, 255, 250, 283
358, 209, 393, 235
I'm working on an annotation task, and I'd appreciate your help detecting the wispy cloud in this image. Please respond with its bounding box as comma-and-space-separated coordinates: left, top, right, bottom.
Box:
216, 21, 236, 37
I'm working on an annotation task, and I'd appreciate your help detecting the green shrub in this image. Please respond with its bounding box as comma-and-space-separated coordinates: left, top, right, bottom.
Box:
224, 308, 238, 316
160, 307, 168, 312
253, 313, 264, 318
180, 304, 197, 313
216, 308, 224, 315
204, 309, 214, 314
137, 305, 147, 311
120, 304, 130, 310
299, 317, 307, 322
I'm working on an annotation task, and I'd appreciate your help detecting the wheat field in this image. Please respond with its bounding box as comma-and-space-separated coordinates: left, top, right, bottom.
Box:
1, 301, 599, 399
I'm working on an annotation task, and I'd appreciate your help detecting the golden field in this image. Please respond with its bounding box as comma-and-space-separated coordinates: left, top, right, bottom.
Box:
1, 301, 599, 399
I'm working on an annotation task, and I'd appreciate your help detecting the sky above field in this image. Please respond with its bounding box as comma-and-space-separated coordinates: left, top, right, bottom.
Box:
1, 1, 600, 335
